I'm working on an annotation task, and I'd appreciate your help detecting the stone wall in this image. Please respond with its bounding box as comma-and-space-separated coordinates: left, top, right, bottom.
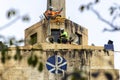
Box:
0, 46, 119, 80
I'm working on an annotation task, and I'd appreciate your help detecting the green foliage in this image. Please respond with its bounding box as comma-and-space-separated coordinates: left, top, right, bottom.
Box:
7, 55, 11, 60
14, 54, 22, 61
62, 69, 87, 80
1, 37, 44, 72
7, 9, 16, 18
28, 54, 38, 67
80, 5, 85, 12
22, 15, 30, 21
109, 7, 115, 15
91, 71, 114, 80
79, 0, 120, 31
16, 39, 24, 43
28, 55, 33, 65
31, 55, 38, 67
104, 72, 113, 80
91, 72, 100, 78
95, 0, 99, 3
109, 5, 120, 15
27, 53, 43, 72
0, 41, 8, 64
6, 8, 30, 21
38, 62, 43, 72
1, 56, 6, 64
14, 47, 22, 61
0, 38, 44, 72
9, 38, 15, 45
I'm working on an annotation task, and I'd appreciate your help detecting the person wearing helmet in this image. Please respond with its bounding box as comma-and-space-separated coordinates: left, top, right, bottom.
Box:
57, 28, 68, 44
49, 6, 53, 11
44, 6, 63, 20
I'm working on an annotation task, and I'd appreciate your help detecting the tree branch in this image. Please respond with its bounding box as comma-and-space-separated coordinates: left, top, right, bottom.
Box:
89, 6, 120, 31
0, 16, 21, 30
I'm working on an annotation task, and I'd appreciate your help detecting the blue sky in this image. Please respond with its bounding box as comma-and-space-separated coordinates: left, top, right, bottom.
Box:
0, 0, 120, 69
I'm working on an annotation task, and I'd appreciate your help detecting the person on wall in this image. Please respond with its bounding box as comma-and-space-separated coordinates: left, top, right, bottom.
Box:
57, 28, 68, 44
44, 6, 63, 20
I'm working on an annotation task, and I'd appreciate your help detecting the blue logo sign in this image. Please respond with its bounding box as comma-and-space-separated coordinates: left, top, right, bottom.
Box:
46, 55, 67, 74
